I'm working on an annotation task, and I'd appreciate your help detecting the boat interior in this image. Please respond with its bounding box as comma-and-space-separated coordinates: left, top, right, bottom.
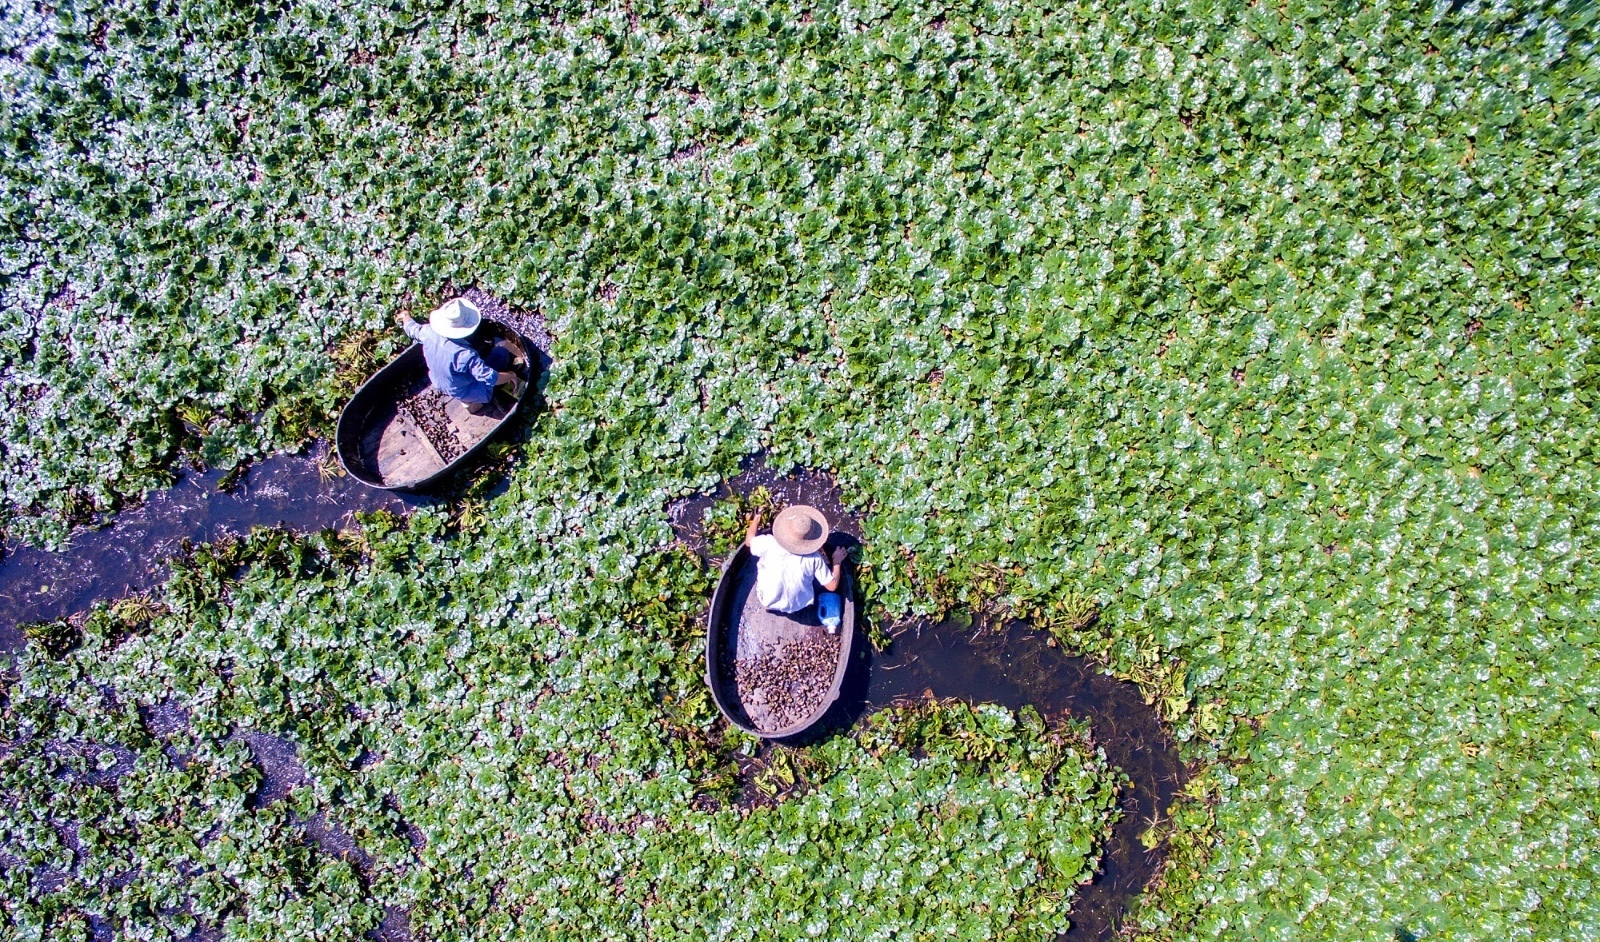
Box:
341, 326, 529, 488
715, 552, 837, 733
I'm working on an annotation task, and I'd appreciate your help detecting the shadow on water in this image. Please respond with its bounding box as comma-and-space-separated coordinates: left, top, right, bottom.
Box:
670, 458, 1186, 942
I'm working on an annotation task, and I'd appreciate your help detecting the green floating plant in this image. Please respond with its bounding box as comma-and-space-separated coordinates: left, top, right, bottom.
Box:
3, 0, 1598, 940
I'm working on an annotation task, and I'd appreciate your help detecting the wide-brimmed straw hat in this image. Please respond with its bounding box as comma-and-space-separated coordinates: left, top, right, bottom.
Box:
773, 505, 830, 556
430, 297, 482, 339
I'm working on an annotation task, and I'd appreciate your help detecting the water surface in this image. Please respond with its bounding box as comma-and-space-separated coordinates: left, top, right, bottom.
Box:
7, 453, 1183, 942
672, 460, 1186, 942
0, 444, 425, 651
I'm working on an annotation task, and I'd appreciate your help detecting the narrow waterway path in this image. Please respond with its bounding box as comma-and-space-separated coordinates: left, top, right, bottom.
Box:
853, 619, 1183, 941
671, 460, 1186, 942
0, 444, 427, 652
5, 452, 1182, 941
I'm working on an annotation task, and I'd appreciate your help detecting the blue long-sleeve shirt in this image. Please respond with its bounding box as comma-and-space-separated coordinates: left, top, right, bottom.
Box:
404, 321, 498, 403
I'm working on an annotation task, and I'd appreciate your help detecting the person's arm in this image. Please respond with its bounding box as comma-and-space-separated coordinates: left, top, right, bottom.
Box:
396, 311, 422, 340
818, 545, 847, 592
460, 348, 517, 387
463, 350, 501, 389
744, 511, 762, 548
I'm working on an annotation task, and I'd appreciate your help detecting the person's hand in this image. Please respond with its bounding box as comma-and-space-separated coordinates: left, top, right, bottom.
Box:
746, 510, 763, 528
829, 545, 850, 569
395, 310, 414, 328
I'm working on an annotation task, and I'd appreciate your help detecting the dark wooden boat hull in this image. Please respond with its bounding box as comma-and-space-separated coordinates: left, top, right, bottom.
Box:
335, 321, 534, 490
706, 544, 855, 738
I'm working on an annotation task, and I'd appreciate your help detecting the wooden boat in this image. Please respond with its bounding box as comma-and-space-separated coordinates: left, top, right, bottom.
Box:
335, 321, 535, 490
706, 544, 855, 738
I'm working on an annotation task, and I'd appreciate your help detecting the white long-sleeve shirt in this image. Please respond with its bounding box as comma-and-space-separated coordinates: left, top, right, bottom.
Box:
749, 535, 834, 613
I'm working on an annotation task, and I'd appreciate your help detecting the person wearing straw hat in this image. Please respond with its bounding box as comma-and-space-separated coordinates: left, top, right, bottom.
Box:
396, 297, 524, 414
744, 505, 850, 632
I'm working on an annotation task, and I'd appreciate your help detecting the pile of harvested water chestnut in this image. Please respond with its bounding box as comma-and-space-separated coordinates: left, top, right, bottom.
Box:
732, 632, 841, 732
401, 385, 465, 462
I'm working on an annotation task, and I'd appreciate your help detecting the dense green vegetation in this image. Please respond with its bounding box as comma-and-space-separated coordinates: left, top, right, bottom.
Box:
3, 0, 1597, 939
3, 525, 1122, 940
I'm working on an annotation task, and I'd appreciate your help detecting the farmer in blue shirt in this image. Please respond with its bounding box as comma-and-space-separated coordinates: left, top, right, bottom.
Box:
396, 298, 522, 413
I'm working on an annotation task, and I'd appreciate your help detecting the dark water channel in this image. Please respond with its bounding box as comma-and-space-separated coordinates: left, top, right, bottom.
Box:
853, 619, 1183, 941
671, 461, 1185, 942
7, 450, 1181, 942
0, 444, 428, 654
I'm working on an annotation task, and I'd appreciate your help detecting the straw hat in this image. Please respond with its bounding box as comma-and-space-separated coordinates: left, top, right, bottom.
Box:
429, 297, 482, 339
772, 505, 830, 555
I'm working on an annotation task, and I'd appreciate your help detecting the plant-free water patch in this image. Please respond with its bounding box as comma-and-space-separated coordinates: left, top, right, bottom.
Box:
0, 447, 421, 654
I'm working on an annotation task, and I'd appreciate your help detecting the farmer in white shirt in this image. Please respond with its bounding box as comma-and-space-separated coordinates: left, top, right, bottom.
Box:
745, 505, 848, 632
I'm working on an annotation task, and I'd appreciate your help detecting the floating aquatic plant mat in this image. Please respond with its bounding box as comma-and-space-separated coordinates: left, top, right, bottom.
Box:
3, 0, 1597, 940
2, 530, 1121, 940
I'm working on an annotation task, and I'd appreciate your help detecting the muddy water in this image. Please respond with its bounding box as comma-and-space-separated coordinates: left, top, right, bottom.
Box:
853, 620, 1183, 941
671, 460, 1186, 942
11, 450, 1179, 940
0, 444, 429, 653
